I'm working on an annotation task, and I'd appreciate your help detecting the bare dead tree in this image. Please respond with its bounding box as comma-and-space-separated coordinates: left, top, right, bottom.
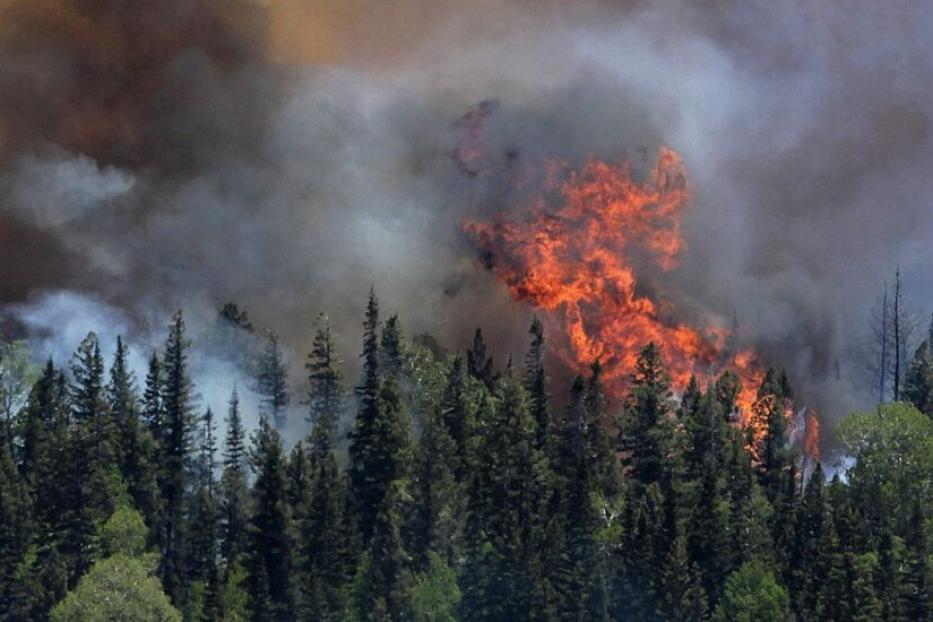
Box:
864, 283, 890, 403
862, 271, 920, 404
889, 268, 920, 401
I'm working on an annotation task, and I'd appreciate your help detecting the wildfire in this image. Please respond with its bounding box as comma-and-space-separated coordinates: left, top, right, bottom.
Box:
464, 146, 764, 417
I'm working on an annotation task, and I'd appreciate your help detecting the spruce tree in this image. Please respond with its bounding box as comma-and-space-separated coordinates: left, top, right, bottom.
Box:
903, 341, 933, 418
158, 311, 196, 606
108, 338, 160, 528
69, 332, 122, 578
256, 333, 290, 431
349, 287, 381, 518
524, 317, 549, 450
790, 463, 828, 619
142, 352, 164, 440
381, 314, 405, 380
306, 312, 344, 452
221, 388, 249, 569
410, 401, 462, 568
620, 343, 677, 489
466, 328, 495, 390
751, 368, 792, 504
0, 434, 31, 617
438, 355, 473, 482
245, 416, 294, 621
13, 363, 71, 618
296, 440, 349, 621
351, 480, 413, 622
188, 407, 220, 620
904, 500, 930, 621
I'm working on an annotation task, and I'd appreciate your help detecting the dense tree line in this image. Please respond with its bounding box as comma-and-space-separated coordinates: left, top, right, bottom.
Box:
0, 292, 931, 621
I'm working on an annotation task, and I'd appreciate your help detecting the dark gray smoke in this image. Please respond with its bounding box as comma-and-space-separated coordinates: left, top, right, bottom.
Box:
1, 0, 931, 446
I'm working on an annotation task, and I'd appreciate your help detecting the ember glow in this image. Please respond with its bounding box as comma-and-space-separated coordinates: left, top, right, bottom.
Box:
464, 147, 764, 417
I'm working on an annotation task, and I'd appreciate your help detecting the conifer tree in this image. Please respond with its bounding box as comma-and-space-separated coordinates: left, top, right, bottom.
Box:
903, 340, 933, 418
296, 440, 349, 621
466, 328, 495, 390
245, 416, 294, 621
12, 362, 71, 618
790, 463, 828, 619
306, 312, 344, 451
158, 311, 196, 606
349, 288, 383, 544
142, 353, 164, 439
438, 355, 473, 482
751, 368, 792, 504
69, 332, 122, 578
410, 401, 461, 568
381, 314, 405, 380
256, 333, 289, 431
221, 388, 249, 569
524, 317, 549, 450
71, 333, 111, 460
620, 343, 677, 489
904, 500, 930, 621
188, 407, 220, 621
351, 480, 413, 621
0, 435, 30, 616
108, 338, 160, 528
464, 369, 550, 620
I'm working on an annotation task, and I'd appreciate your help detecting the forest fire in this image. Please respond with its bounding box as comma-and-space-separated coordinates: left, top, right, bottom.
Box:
464, 146, 764, 418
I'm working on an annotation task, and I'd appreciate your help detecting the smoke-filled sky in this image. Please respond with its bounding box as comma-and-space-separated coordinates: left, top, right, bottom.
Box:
1, 0, 932, 435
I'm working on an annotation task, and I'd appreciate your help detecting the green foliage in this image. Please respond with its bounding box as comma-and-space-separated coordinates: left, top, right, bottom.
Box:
6, 307, 933, 621
838, 403, 933, 531
245, 415, 294, 620
100, 505, 148, 557
410, 552, 461, 622
903, 341, 933, 417
50, 554, 181, 622
711, 560, 791, 622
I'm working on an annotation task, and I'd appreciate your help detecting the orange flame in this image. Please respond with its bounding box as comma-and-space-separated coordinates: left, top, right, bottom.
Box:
464, 146, 763, 415
804, 410, 822, 463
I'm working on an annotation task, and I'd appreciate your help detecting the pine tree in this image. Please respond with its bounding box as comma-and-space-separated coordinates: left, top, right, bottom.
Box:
410, 401, 462, 568
158, 311, 196, 606
438, 355, 473, 483
306, 312, 344, 453
751, 368, 792, 504
464, 369, 550, 620
790, 463, 828, 619
256, 333, 289, 431
552, 365, 619, 621
295, 440, 349, 621
142, 353, 164, 439
69, 332, 122, 578
12, 362, 71, 618
187, 407, 220, 620
71, 332, 112, 460
876, 527, 906, 621
349, 288, 404, 545
904, 500, 930, 621
903, 340, 933, 418
351, 480, 413, 621
466, 328, 495, 390
245, 416, 294, 621
221, 388, 249, 569
381, 314, 405, 379
620, 343, 677, 489
524, 317, 549, 450
108, 338, 160, 528
0, 435, 31, 617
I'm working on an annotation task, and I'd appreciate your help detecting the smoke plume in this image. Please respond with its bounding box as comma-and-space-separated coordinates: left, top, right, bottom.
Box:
1, 0, 932, 448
